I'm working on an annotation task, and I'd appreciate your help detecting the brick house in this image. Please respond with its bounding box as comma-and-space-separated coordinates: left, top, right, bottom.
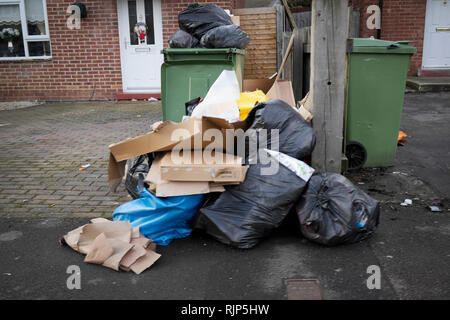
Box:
0, 0, 235, 101
1, 0, 448, 102
352, 0, 450, 77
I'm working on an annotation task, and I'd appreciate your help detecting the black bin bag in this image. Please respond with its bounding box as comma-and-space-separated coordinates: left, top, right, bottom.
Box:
194, 158, 308, 249
178, 4, 233, 39
124, 153, 155, 199
200, 25, 250, 49
168, 29, 199, 48
244, 99, 316, 161
194, 99, 316, 248
296, 173, 380, 246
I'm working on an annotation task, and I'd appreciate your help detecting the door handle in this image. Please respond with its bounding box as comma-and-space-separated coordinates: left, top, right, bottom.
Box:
436, 27, 450, 31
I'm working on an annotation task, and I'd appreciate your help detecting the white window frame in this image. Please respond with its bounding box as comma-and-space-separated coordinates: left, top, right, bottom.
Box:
0, 0, 51, 60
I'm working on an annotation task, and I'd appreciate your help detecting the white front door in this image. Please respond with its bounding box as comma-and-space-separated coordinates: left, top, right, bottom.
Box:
117, 0, 163, 93
422, 0, 450, 69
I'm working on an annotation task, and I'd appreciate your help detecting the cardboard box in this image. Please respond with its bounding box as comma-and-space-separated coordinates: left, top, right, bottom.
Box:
159, 150, 248, 182
108, 116, 247, 192
145, 154, 225, 197
243, 78, 296, 108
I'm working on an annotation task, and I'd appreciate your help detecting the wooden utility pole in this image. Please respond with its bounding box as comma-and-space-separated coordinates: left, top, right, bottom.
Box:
310, 0, 349, 172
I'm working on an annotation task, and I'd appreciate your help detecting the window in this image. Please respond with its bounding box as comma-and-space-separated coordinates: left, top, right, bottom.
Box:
127, 0, 155, 46
0, 0, 51, 59
144, 0, 154, 45
128, 0, 138, 45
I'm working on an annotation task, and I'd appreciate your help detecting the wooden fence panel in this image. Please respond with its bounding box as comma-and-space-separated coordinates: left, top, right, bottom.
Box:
233, 7, 278, 79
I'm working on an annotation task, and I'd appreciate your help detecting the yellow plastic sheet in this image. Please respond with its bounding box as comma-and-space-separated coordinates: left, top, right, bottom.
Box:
237, 90, 268, 120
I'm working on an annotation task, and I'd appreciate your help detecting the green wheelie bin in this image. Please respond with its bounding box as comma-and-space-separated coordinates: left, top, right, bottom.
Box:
161, 48, 246, 122
345, 38, 416, 169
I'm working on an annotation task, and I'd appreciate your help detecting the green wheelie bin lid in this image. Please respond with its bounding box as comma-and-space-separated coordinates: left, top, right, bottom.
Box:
161, 48, 246, 61
348, 38, 417, 54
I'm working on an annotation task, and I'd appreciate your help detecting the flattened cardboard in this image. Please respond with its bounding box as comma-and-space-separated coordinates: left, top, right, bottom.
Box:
119, 244, 147, 269
297, 104, 313, 122
296, 91, 313, 122
145, 153, 224, 197
209, 183, 227, 192
131, 236, 152, 249
100, 238, 134, 271
84, 233, 114, 265
130, 249, 161, 275
159, 151, 247, 182
152, 181, 224, 197
61, 220, 159, 274
77, 221, 132, 255
108, 117, 247, 192
61, 225, 85, 251
298, 91, 312, 111
109, 118, 202, 162
108, 153, 126, 193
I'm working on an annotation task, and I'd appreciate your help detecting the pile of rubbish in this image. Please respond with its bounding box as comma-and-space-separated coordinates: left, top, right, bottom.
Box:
61, 4, 381, 270
112, 69, 379, 248
61, 69, 381, 273
169, 4, 250, 49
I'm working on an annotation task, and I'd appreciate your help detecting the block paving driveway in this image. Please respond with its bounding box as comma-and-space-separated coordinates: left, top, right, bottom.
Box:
0, 101, 162, 219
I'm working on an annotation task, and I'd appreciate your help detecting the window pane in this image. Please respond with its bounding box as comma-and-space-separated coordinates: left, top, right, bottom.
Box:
0, 5, 25, 57
128, 0, 138, 45
25, 0, 46, 36
144, 0, 155, 45
28, 41, 50, 57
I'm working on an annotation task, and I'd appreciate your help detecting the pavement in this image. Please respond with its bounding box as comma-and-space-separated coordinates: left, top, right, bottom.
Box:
0, 93, 449, 300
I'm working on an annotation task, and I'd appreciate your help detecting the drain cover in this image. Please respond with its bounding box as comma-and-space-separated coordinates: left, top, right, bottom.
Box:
285, 279, 323, 300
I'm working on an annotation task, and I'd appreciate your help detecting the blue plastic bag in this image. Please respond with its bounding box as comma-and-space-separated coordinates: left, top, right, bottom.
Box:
112, 178, 204, 245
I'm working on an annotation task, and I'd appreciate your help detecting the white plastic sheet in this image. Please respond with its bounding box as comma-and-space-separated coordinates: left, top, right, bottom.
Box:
191, 70, 240, 122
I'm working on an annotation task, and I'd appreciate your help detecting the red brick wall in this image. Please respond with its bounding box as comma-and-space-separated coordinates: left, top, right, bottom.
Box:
380, 0, 426, 76
0, 0, 122, 101
162, 0, 234, 48
0, 0, 236, 101
351, 0, 427, 76
351, 0, 379, 38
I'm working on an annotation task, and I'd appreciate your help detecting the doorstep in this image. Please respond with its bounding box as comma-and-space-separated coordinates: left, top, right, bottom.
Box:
406, 76, 450, 93
116, 92, 161, 100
